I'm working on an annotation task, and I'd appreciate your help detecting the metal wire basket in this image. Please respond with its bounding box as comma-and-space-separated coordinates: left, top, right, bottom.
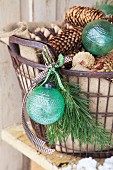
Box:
8, 35, 113, 158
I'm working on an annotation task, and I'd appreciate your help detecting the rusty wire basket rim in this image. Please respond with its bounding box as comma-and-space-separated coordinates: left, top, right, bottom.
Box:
9, 35, 113, 79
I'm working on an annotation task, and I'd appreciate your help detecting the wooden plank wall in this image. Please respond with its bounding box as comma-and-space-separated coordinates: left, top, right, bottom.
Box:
56, 0, 97, 20
32, 0, 97, 22
0, 0, 98, 170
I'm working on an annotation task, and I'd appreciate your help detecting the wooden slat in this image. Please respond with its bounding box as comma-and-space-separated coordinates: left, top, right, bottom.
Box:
65, 0, 98, 8
0, 0, 21, 134
20, 0, 98, 23
0, 0, 21, 27
20, 0, 30, 21
56, 0, 66, 21
33, 0, 57, 22
56, 0, 99, 21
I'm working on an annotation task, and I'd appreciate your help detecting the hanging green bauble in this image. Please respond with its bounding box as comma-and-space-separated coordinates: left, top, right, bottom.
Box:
82, 20, 113, 55
26, 83, 65, 125
97, 4, 113, 17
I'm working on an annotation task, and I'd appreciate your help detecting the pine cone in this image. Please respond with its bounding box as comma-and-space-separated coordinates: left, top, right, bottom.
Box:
48, 27, 83, 56
30, 24, 62, 42
107, 14, 113, 24
65, 6, 106, 27
72, 52, 95, 69
91, 50, 113, 72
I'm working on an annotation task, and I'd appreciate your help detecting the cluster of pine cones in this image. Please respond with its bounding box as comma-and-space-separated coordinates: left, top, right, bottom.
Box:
30, 6, 113, 72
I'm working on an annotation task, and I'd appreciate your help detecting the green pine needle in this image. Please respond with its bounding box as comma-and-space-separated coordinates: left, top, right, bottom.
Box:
46, 79, 112, 149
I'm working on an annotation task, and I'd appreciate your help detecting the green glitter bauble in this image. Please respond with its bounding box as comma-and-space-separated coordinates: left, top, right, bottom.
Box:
26, 85, 65, 125
97, 4, 113, 17
82, 20, 113, 55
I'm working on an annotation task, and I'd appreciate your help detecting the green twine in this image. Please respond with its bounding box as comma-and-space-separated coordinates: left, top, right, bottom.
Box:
40, 52, 66, 91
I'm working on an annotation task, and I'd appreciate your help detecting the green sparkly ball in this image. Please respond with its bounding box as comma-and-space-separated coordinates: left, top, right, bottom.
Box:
82, 20, 113, 55
97, 4, 113, 17
26, 85, 65, 125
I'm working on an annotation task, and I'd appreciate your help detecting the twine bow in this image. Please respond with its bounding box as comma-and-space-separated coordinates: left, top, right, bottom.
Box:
22, 45, 72, 154
34, 45, 72, 88
40, 54, 66, 92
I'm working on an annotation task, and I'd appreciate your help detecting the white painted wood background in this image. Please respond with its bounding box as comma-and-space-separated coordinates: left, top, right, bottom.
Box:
0, 0, 98, 170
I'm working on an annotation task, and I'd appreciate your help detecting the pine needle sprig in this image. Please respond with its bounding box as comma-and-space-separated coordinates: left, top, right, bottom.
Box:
46, 79, 112, 149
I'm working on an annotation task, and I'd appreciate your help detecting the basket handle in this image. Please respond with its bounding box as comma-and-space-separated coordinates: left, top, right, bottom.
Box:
9, 36, 57, 60
22, 83, 55, 154
22, 110, 55, 154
